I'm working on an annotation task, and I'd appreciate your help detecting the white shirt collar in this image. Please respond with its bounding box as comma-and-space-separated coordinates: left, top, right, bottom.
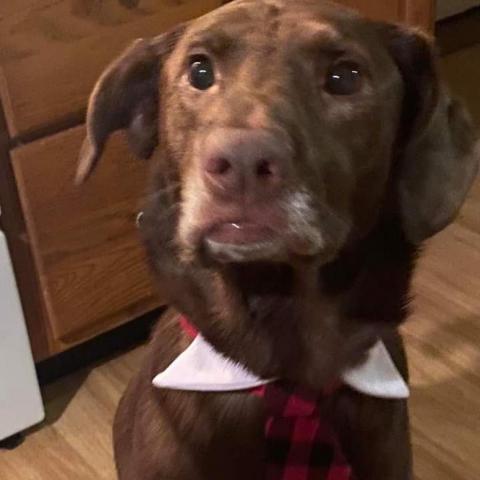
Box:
152, 334, 409, 399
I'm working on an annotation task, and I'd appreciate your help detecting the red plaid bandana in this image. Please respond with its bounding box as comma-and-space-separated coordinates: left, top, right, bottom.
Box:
179, 317, 354, 480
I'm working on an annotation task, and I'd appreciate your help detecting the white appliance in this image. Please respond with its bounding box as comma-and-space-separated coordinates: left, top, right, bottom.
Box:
0, 207, 44, 442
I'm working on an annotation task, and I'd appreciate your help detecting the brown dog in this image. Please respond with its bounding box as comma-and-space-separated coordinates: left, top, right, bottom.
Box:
77, 1, 479, 479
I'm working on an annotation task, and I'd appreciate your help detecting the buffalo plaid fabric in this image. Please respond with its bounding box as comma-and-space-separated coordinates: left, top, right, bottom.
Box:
255, 382, 354, 480
179, 316, 354, 480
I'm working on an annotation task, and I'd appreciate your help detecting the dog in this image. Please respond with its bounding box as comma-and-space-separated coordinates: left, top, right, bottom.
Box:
77, 1, 479, 478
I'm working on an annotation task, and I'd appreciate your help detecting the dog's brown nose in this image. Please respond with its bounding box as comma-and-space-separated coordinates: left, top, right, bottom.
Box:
201, 128, 289, 199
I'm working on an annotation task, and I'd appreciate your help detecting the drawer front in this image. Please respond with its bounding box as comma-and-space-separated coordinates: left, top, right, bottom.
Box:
0, 0, 225, 139
11, 127, 159, 353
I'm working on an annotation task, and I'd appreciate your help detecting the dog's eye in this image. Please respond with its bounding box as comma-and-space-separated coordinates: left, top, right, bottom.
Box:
324, 62, 362, 96
189, 55, 215, 90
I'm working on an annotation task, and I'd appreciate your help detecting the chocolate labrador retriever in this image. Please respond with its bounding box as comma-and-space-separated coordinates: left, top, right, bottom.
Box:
77, 1, 479, 479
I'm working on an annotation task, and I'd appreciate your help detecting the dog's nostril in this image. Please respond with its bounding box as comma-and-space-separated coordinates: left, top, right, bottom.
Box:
217, 158, 231, 175
256, 159, 274, 177
207, 157, 231, 176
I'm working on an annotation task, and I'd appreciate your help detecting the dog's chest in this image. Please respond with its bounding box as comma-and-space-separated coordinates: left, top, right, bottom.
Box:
178, 390, 266, 480
165, 388, 348, 480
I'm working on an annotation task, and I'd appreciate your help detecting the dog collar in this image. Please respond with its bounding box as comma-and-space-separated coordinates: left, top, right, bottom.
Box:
152, 317, 409, 400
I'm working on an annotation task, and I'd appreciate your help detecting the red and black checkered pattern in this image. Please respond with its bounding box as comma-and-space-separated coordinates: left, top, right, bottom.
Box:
255, 382, 354, 480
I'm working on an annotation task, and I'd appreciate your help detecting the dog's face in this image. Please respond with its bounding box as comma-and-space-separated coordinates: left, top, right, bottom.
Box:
78, 0, 478, 270
160, 0, 405, 266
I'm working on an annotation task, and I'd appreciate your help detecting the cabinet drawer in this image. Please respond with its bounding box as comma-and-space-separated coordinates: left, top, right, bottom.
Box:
11, 127, 159, 355
0, 0, 224, 139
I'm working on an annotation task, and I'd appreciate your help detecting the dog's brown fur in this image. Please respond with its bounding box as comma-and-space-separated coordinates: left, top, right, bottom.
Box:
78, 1, 479, 479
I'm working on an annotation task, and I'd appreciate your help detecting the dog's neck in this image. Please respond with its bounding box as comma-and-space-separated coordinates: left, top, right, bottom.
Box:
182, 218, 416, 390
223, 262, 296, 320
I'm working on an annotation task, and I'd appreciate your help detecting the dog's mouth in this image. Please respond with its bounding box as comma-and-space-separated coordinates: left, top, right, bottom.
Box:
206, 221, 275, 245
195, 203, 326, 264
204, 220, 286, 263
178, 187, 343, 265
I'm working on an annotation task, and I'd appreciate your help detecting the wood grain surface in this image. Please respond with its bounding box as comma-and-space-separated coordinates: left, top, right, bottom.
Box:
11, 127, 160, 357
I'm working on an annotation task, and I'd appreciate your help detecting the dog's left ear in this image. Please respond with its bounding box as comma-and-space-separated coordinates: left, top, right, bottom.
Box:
76, 25, 185, 184
380, 24, 479, 243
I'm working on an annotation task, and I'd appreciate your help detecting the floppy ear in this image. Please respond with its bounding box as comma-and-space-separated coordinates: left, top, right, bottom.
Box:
382, 25, 479, 243
76, 26, 185, 184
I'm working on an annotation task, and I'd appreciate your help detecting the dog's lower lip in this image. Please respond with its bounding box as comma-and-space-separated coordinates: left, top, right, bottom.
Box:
206, 221, 275, 245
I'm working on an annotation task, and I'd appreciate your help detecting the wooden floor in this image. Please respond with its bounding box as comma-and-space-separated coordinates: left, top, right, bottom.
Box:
1, 45, 479, 480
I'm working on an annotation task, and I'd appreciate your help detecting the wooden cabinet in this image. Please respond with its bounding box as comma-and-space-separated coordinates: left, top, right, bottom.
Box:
12, 128, 158, 352
0, 0, 434, 361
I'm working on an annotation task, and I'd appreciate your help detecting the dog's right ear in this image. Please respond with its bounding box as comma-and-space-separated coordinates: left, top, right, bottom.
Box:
76, 25, 185, 184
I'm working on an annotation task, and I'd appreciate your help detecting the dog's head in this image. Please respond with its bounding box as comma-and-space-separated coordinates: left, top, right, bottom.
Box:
78, 0, 478, 269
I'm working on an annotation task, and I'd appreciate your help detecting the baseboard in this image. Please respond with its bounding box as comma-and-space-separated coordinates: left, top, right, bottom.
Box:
36, 308, 163, 385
